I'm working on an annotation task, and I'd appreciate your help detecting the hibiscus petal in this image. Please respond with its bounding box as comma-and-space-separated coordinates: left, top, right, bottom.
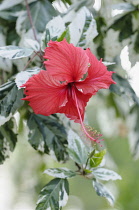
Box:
22, 70, 68, 116
58, 86, 91, 123
75, 48, 116, 94
44, 39, 89, 82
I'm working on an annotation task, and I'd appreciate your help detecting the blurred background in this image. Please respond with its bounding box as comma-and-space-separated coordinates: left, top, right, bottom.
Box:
1, 0, 139, 209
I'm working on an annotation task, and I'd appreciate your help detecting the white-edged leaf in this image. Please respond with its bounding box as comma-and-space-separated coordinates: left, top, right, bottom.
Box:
0, 84, 24, 124
23, 38, 40, 51
0, 114, 13, 127
68, 7, 87, 46
0, 0, 37, 11
67, 129, 88, 165
16, 0, 57, 35
15, 67, 40, 89
0, 118, 17, 164
63, 6, 98, 47
0, 46, 33, 59
102, 61, 115, 66
36, 178, 69, 210
77, 8, 98, 48
0, 0, 23, 11
112, 3, 135, 12
92, 168, 122, 181
44, 168, 76, 179
41, 15, 65, 50
46, 15, 65, 39
27, 114, 68, 162
92, 179, 115, 206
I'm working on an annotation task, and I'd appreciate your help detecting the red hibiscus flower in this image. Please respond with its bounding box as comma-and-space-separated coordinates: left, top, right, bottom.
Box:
22, 39, 116, 142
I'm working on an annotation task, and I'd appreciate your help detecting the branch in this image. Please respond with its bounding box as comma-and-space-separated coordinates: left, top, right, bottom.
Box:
23, 52, 38, 71
25, 0, 38, 41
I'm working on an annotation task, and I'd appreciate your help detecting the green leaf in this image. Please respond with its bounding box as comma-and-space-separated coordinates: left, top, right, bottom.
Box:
92, 168, 122, 181
36, 178, 69, 210
17, 0, 57, 33
15, 67, 40, 89
0, 11, 17, 21
92, 179, 115, 206
27, 114, 68, 161
93, 16, 106, 58
88, 149, 96, 158
0, 118, 17, 164
89, 149, 106, 168
57, 28, 70, 43
134, 30, 139, 53
67, 129, 88, 165
0, 83, 24, 126
96, 45, 105, 59
61, 0, 72, 5
44, 167, 76, 178
109, 13, 133, 42
110, 74, 139, 106
0, 46, 33, 59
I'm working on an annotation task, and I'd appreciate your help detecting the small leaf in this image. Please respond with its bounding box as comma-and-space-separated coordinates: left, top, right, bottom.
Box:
36, 178, 69, 210
44, 168, 76, 178
57, 28, 70, 43
88, 149, 96, 158
0, 118, 17, 164
67, 129, 88, 165
84, 169, 92, 174
92, 179, 115, 206
15, 67, 40, 89
90, 150, 106, 168
92, 168, 122, 181
0, 46, 33, 59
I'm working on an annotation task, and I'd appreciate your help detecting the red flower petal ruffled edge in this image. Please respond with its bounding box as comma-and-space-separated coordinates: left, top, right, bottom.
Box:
21, 70, 68, 116
75, 48, 116, 95
44, 39, 89, 82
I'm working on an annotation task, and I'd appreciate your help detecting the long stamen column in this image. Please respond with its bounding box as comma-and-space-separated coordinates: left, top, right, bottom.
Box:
72, 87, 98, 142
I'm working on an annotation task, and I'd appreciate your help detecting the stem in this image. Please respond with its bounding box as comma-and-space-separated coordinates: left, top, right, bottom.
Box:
25, 0, 38, 41
72, 87, 97, 142
0, 69, 4, 85
84, 157, 89, 170
23, 52, 38, 71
